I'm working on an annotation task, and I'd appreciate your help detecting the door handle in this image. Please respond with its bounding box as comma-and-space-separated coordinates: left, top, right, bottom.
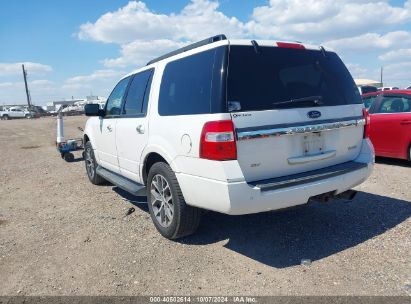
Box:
400, 120, 411, 125
106, 125, 113, 132
136, 125, 145, 134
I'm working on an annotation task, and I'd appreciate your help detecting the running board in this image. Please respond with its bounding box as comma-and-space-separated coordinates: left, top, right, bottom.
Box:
96, 166, 146, 196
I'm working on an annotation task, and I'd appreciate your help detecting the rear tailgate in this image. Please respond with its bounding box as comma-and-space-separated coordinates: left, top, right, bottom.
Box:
227, 43, 365, 182
232, 105, 364, 182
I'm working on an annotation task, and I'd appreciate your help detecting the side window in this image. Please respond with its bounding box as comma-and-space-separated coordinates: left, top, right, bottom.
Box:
122, 69, 153, 116
402, 96, 411, 112
158, 48, 219, 116
363, 96, 376, 109
105, 77, 130, 116
376, 96, 407, 113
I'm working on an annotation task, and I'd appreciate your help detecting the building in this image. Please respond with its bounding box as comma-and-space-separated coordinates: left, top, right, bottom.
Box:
44, 100, 83, 112
355, 79, 382, 87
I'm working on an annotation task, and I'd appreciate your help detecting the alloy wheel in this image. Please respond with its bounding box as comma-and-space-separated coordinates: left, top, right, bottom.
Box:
150, 174, 174, 227
85, 147, 95, 179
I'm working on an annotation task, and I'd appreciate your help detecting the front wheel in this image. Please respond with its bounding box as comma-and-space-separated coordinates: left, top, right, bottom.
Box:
147, 162, 201, 239
25, 114, 31, 119
84, 141, 105, 185
2, 115, 9, 120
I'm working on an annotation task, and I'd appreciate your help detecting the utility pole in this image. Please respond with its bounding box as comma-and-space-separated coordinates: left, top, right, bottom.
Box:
22, 64, 32, 109
380, 66, 383, 87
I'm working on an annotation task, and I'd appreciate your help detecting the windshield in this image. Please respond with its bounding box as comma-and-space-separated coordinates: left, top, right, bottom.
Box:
227, 45, 362, 112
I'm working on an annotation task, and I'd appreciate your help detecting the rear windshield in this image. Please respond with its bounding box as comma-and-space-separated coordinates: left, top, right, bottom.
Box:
227, 46, 362, 112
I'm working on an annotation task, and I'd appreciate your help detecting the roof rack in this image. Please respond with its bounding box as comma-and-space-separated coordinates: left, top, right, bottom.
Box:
146, 34, 227, 66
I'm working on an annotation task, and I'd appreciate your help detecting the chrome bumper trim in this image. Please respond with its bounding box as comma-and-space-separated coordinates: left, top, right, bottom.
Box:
237, 118, 365, 141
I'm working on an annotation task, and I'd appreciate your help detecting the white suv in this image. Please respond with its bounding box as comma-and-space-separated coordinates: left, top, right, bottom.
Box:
83, 35, 374, 239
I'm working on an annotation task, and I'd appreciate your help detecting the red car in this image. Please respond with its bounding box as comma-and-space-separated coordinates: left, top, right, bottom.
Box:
362, 90, 411, 160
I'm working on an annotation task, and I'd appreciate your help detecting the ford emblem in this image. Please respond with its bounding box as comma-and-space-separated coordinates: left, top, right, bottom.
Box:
307, 110, 321, 119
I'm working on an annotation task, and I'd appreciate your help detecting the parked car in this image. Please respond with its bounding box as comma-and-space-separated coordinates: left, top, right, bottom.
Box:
83, 35, 374, 239
377, 86, 399, 91
406, 85, 411, 90
0, 107, 33, 120
358, 85, 377, 95
366, 90, 411, 161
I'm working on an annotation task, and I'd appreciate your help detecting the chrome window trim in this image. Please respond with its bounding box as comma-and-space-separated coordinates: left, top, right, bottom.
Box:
371, 111, 411, 115
236, 118, 365, 141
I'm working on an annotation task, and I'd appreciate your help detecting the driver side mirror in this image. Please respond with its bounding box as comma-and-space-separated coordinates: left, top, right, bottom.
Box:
85, 104, 104, 117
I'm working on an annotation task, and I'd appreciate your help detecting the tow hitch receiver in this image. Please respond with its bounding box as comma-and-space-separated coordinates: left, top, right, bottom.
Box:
309, 190, 357, 203
335, 190, 357, 200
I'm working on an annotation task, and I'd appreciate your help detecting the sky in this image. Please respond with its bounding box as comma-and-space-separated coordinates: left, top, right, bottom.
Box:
1, 0, 411, 105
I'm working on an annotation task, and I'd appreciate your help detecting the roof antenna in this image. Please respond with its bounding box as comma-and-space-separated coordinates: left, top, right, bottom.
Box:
251, 40, 260, 54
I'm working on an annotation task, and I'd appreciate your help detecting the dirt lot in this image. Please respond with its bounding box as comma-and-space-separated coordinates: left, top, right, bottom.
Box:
0, 116, 410, 296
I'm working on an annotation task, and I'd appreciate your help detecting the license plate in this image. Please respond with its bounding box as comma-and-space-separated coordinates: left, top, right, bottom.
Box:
302, 133, 324, 156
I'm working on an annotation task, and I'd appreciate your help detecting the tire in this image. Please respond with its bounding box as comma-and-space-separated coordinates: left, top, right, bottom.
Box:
25, 114, 31, 119
147, 162, 201, 239
2, 115, 9, 120
408, 144, 411, 161
84, 141, 105, 185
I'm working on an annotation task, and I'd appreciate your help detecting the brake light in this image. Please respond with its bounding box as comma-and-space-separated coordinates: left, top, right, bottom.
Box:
363, 108, 370, 138
200, 120, 237, 160
277, 42, 305, 49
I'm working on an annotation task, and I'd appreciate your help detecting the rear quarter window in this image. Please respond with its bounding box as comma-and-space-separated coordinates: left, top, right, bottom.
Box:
158, 47, 226, 116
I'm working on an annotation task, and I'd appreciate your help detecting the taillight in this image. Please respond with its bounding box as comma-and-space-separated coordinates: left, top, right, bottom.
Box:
277, 42, 305, 49
362, 108, 370, 138
200, 120, 237, 161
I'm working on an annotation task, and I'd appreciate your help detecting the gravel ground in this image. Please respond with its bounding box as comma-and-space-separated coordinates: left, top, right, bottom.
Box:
0, 116, 410, 296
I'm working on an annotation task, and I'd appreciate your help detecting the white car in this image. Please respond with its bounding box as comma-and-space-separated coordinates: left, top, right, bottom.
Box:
83, 35, 374, 239
0, 107, 32, 120
406, 85, 411, 90
377, 86, 399, 91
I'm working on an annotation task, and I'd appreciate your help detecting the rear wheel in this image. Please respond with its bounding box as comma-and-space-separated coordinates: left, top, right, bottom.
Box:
408, 144, 411, 161
147, 162, 201, 239
25, 114, 31, 119
84, 141, 105, 185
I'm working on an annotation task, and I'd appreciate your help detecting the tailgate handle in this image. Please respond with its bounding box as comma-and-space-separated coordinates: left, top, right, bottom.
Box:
288, 150, 336, 165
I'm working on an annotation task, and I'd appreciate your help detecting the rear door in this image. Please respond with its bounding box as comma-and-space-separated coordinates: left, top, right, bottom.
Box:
227, 44, 365, 182
93, 76, 131, 173
11, 109, 24, 118
369, 95, 411, 159
116, 69, 153, 183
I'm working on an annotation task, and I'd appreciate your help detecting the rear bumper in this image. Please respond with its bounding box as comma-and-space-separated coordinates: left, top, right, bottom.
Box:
176, 139, 374, 215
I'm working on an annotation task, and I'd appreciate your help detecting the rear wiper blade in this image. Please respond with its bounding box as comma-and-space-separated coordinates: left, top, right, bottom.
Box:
273, 96, 323, 107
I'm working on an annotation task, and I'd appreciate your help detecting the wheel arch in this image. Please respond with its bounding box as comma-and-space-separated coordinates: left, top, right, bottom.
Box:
141, 149, 177, 186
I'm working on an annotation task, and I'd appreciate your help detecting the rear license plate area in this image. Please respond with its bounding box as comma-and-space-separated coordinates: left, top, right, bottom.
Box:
302, 133, 324, 156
